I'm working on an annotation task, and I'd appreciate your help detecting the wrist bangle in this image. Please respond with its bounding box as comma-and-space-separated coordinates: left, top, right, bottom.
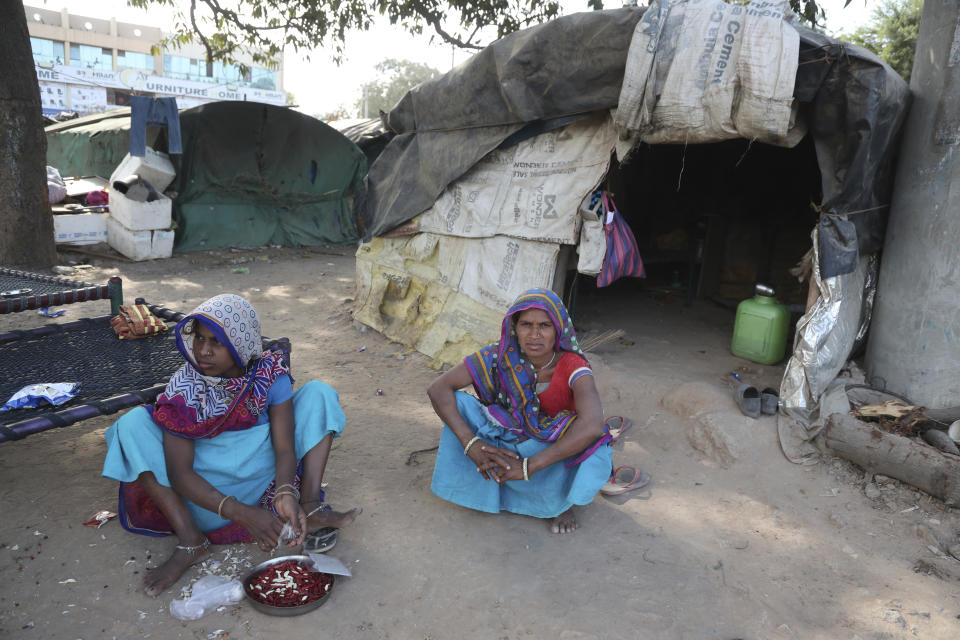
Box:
275, 483, 299, 497
217, 494, 235, 519
274, 490, 298, 503
522, 457, 530, 481
463, 435, 481, 455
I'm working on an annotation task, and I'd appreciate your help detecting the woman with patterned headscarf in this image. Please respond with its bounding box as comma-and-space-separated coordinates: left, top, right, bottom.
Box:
428, 288, 615, 533
102, 294, 360, 596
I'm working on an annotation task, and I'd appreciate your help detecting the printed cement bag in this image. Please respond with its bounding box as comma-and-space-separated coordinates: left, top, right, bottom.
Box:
415, 113, 616, 244
459, 235, 560, 312
615, 0, 804, 155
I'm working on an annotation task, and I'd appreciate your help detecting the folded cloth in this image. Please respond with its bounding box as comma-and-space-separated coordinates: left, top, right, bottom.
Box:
110, 304, 168, 340
1, 382, 80, 411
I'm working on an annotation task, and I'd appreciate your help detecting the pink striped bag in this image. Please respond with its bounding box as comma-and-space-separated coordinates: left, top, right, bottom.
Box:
597, 192, 645, 288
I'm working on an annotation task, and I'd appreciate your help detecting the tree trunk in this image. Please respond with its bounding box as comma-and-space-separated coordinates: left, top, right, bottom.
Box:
863, 0, 960, 407
0, 1, 57, 268
819, 413, 960, 506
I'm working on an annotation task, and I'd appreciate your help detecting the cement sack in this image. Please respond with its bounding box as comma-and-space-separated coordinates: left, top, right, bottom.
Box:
615, 0, 804, 154
459, 235, 559, 311
414, 113, 616, 244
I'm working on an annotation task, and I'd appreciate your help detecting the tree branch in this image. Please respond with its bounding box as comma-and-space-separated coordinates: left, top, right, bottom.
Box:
406, 0, 485, 50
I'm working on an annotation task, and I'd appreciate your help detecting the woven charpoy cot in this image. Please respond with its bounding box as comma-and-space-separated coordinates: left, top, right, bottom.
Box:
0, 268, 123, 315
0, 301, 290, 443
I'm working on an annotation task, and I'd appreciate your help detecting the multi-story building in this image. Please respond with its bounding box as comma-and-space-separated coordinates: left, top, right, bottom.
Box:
25, 4, 287, 116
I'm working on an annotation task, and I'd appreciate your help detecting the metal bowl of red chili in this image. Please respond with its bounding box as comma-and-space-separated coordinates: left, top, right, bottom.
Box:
242, 555, 335, 616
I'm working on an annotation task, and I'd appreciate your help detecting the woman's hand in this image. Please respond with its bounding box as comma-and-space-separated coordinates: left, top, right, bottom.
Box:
273, 493, 307, 546
232, 502, 285, 551
471, 444, 521, 483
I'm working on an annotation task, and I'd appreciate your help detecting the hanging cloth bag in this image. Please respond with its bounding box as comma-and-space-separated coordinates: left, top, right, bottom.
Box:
597, 192, 645, 288
576, 192, 606, 276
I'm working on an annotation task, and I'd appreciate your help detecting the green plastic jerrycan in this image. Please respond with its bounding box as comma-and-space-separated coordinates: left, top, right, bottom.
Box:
731, 284, 791, 365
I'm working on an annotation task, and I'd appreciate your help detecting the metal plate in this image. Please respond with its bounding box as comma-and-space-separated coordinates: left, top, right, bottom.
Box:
242, 555, 334, 617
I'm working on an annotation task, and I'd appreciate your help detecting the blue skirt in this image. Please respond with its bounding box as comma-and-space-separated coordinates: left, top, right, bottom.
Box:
102, 380, 344, 533
430, 392, 612, 519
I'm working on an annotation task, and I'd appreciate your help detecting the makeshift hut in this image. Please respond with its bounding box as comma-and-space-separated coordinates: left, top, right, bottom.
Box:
351, 1, 911, 462
45, 102, 367, 250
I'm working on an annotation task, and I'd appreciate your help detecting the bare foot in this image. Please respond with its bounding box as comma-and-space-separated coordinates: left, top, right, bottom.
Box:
306, 506, 362, 531
551, 508, 579, 534
143, 540, 210, 597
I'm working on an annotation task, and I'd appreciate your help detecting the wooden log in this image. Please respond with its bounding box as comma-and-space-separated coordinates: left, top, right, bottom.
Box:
818, 413, 960, 506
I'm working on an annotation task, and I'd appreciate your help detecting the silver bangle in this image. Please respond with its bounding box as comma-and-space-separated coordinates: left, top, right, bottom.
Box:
463, 435, 481, 455
522, 457, 530, 481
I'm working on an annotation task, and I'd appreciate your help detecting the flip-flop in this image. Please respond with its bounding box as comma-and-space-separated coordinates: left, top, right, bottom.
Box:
600, 465, 651, 496
304, 527, 338, 554
605, 416, 634, 442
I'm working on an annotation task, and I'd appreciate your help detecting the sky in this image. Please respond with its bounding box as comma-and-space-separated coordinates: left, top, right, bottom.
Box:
35, 0, 878, 118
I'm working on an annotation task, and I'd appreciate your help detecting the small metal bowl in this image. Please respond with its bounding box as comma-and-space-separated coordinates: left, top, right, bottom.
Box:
242, 555, 335, 617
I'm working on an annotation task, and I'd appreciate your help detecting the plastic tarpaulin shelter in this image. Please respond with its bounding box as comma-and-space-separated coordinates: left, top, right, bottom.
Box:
361, 5, 909, 281
45, 103, 367, 251
359, 8, 644, 242
355, 2, 911, 458
45, 108, 136, 179
171, 102, 366, 251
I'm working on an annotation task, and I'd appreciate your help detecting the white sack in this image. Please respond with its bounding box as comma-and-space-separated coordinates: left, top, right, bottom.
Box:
459, 235, 559, 311
615, 0, 804, 154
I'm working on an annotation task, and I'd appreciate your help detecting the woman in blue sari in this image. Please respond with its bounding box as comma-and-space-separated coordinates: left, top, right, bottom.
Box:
102, 294, 360, 596
428, 288, 613, 533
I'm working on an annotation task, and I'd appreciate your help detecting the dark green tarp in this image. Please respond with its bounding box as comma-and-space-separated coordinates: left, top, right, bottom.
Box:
172, 102, 366, 251
45, 102, 366, 251
45, 108, 139, 179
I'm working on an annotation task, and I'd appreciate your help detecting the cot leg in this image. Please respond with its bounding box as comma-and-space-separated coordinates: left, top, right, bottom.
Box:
108, 276, 123, 315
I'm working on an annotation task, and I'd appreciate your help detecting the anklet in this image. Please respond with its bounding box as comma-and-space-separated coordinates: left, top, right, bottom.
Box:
176, 538, 210, 554
306, 502, 332, 518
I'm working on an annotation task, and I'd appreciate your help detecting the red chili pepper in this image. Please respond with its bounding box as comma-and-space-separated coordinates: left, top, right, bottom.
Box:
247, 560, 333, 607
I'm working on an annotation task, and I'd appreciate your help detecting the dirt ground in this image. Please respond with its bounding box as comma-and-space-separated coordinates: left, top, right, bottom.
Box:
1, 246, 959, 640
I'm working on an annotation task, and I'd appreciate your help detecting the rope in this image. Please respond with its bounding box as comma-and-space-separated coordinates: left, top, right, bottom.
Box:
812, 202, 890, 218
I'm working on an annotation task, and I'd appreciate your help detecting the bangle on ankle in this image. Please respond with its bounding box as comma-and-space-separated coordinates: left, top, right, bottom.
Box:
217, 494, 235, 519
522, 457, 530, 482
176, 538, 210, 554
463, 435, 481, 455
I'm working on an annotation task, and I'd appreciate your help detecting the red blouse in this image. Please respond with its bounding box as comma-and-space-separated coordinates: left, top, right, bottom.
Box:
537, 352, 592, 417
